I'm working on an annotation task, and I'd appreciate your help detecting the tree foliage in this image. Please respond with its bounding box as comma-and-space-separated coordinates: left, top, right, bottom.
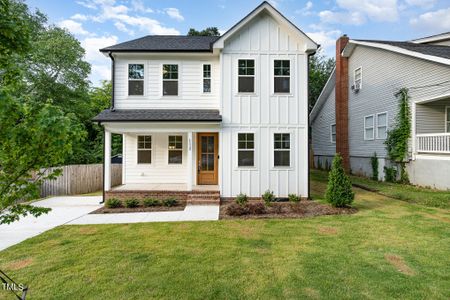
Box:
325, 154, 354, 207
309, 53, 335, 112
187, 27, 220, 36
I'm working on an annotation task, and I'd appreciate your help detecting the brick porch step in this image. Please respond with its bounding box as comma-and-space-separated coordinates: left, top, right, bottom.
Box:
188, 191, 220, 205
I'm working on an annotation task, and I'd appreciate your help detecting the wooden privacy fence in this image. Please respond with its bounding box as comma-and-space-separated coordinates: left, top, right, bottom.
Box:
39, 164, 122, 197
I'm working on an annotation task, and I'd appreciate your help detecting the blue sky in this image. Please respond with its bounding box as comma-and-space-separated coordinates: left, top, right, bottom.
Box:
26, 0, 450, 85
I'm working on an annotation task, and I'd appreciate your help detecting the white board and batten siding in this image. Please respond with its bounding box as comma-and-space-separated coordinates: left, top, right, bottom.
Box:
220, 12, 310, 197
113, 55, 220, 110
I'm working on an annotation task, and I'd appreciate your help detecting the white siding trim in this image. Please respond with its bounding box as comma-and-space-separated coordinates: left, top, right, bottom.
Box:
354, 66, 362, 89
364, 114, 375, 140
330, 123, 336, 143
376, 111, 388, 140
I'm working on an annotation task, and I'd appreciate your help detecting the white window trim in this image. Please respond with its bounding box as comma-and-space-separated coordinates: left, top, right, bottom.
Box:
127, 62, 146, 97
202, 63, 212, 94
364, 114, 375, 140
446, 106, 450, 133
272, 132, 292, 169
273, 58, 291, 95
137, 135, 152, 165
330, 124, 336, 143
376, 112, 388, 139
168, 135, 183, 165
236, 58, 257, 96
236, 131, 257, 169
354, 66, 362, 89
161, 63, 180, 97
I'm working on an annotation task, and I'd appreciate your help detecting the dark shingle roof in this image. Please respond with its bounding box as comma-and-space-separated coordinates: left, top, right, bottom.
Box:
93, 109, 222, 122
100, 35, 220, 52
356, 40, 450, 60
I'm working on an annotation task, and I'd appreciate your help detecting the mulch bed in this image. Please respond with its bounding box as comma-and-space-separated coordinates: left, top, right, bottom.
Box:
91, 204, 186, 214
219, 200, 357, 219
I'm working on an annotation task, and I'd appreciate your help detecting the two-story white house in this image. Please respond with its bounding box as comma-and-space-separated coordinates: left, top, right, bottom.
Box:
94, 2, 318, 203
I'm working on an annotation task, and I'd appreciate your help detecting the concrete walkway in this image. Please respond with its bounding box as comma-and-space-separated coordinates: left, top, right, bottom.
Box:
68, 204, 220, 225
0, 196, 102, 251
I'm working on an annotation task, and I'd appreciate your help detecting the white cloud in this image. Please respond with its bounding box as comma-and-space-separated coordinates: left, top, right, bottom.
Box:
76, 1, 98, 10
306, 30, 342, 57
58, 19, 91, 36
319, 10, 365, 25
71, 13, 88, 21
131, 0, 154, 13
410, 8, 450, 31
81, 35, 118, 85
114, 21, 135, 35
405, 0, 436, 8
336, 0, 398, 22
165, 8, 184, 22
295, 1, 313, 16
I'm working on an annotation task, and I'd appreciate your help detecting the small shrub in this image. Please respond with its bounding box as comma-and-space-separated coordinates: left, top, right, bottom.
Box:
384, 166, 397, 183
235, 193, 248, 206
125, 198, 140, 208
247, 202, 266, 215
163, 198, 178, 207
262, 190, 275, 206
226, 203, 248, 216
143, 198, 161, 207
288, 194, 300, 203
371, 152, 379, 181
325, 154, 354, 207
105, 198, 122, 208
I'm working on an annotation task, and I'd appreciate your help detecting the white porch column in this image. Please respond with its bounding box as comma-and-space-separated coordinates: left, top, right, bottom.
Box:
187, 131, 193, 191
104, 129, 112, 191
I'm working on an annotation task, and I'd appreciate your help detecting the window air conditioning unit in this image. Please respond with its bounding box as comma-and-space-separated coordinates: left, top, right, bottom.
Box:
351, 82, 361, 93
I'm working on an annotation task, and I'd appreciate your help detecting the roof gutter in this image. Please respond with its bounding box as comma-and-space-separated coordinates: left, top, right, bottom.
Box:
108, 52, 115, 111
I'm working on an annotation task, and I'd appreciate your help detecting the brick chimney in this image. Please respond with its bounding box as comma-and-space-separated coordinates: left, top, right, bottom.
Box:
335, 35, 350, 171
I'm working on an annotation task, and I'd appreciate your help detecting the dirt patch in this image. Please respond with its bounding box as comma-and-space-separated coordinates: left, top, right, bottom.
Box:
3, 258, 33, 270
79, 227, 98, 235
220, 201, 357, 220
318, 226, 338, 235
303, 287, 320, 299
422, 213, 450, 224
384, 254, 415, 276
91, 204, 186, 214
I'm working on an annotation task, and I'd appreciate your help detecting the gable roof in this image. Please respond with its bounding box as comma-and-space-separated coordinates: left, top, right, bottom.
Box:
99, 35, 219, 53
212, 1, 317, 53
411, 31, 450, 44
309, 68, 335, 123
342, 40, 450, 65
93, 109, 222, 123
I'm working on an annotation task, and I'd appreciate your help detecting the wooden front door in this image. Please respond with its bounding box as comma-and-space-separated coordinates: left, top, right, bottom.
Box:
197, 133, 219, 185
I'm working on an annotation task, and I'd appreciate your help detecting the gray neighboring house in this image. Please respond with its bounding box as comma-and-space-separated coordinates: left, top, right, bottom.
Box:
310, 32, 450, 189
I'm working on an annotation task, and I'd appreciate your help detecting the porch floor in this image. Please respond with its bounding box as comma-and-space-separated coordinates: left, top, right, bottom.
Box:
112, 184, 219, 192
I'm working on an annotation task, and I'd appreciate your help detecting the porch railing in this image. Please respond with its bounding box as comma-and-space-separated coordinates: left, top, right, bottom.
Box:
416, 133, 450, 154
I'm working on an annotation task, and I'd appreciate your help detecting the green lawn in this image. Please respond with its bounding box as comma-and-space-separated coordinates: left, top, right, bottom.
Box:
1, 171, 449, 299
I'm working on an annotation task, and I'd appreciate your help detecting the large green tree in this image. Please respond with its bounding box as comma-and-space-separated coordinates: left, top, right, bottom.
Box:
309, 53, 335, 112
187, 27, 220, 36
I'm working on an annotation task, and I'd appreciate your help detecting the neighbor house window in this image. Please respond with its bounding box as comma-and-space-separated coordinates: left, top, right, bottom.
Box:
168, 135, 183, 164
330, 124, 336, 143
238, 133, 254, 167
238, 59, 254, 93
274, 60, 290, 93
376, 112, 388, 139
446, 106, 450, 132
364, 115, 374, 140
274, 133, 290, 167
137, 136, 151, 164
354, 67, 362, 89
163, 64, 178, 96
128, 64, 144, 96
203, 64, 211, 93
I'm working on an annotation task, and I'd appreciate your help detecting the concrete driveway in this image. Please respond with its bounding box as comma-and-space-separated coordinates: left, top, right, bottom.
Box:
0, 196, 102, 251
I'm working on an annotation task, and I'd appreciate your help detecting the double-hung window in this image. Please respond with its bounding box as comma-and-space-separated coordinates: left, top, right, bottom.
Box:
163, 64, 178, 96
137, 136, 152, 164
128, 64, 144, 96
203, 64, 211, 93
274, 133, 290, 167
274, 60, 290, 93
364, 115, 374, 140
168, 135, 182, 164
354, 67, 362, 89
376, 113, 388, 139
330, 124, 336, 143
446, 106, 450, 132
238, 59, 255, 93
237, 133, 254, 167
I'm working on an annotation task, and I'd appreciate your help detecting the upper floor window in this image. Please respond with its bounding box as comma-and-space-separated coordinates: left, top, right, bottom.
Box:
364, 115, 374, 140
168, 135, 183, 164
203, 64, 211, 93
238, 133, 254, 167
128, 64, 144, 96
376, 112, 388, 139
137, 135, 152, 164
274, 133, 290, 167
238, 59, 254, 93
330, 124, 336, 143
274, 60, 290, 93
354, 67, 362, 90
446, 106, 450, 132
163, 64, 178, 96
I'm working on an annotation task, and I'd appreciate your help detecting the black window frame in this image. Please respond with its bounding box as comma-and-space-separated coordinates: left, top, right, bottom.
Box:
203, 64, 211, 93
274, 59, 290, 94
137, 135, 152, 164
238, 59, 255, 93
237, 133, 255, 167
168, 135, 183, 164
162, 64, 178, 96
274, 133, 290, 167
128, 64, 145, 96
